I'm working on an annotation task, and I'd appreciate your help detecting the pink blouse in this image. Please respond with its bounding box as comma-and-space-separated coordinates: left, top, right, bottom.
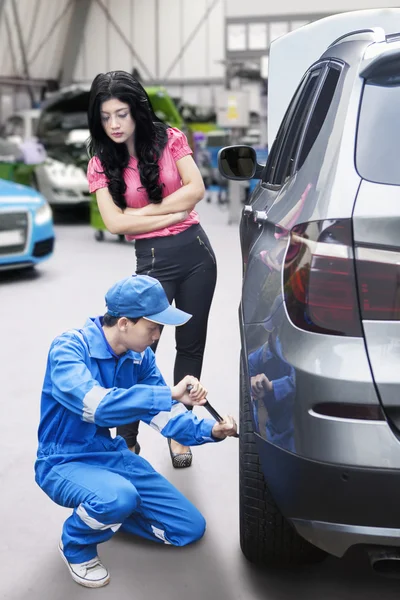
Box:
87, 127, 200, 240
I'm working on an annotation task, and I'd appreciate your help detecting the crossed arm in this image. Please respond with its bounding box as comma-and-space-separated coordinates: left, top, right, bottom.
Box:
95, 155, 205, 236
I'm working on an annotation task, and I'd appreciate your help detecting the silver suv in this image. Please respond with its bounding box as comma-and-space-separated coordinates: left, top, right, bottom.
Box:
219, 28, 400, 573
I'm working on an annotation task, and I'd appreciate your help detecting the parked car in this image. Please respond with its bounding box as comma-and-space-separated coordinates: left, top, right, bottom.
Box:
33, 87, 91, 207
219, 22, 400, 573
0, 102, 90, 207
0, 178, 54, 271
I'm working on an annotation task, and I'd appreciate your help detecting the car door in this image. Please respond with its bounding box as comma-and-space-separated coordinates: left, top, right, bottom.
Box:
241, 63, 329, 324
241, 62, 343, 447
240, 64, 338, 277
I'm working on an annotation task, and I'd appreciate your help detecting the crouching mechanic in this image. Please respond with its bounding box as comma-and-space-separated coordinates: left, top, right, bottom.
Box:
35, 274, 237, 589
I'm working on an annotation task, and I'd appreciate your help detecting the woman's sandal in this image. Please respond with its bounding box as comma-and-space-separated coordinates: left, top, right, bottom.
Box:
167, 438, 193, 468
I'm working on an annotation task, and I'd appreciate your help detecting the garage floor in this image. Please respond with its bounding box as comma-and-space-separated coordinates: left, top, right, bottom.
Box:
1, 201, 399, 599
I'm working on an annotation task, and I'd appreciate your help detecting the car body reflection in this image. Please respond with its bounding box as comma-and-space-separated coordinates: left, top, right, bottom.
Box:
248, 296, 296, 452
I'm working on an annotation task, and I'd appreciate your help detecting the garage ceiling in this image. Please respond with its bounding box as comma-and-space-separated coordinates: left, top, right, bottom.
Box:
0, 0, 86, 82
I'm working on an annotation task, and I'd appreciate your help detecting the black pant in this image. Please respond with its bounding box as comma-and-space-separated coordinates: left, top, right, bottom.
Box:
117, 224, 217, 447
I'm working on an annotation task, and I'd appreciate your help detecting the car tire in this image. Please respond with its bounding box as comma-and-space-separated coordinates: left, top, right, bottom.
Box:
239, 356, 326, 566
94, 230, 104, 242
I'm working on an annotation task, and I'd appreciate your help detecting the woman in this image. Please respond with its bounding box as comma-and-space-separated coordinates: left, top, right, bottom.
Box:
86, 71, 217, 468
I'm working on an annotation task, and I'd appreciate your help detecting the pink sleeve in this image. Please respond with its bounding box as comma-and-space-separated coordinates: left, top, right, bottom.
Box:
167, 127, 193, 162
87, 156, 109, 193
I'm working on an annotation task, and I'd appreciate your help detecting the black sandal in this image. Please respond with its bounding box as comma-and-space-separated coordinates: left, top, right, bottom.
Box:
167, 438, 192, 468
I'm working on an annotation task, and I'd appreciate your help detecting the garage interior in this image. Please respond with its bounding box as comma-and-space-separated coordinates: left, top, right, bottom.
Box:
2, 1, 400, 598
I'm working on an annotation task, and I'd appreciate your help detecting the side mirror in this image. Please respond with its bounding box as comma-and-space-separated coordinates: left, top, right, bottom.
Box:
218, 145, 264, 181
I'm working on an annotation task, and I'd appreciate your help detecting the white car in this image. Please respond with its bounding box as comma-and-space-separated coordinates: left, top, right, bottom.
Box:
33, 129, 91, 207
35, 87, 92, 207
1, 108, 90, 207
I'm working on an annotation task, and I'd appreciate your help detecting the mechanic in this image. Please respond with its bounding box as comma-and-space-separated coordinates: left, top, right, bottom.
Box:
34, 274, 237, 589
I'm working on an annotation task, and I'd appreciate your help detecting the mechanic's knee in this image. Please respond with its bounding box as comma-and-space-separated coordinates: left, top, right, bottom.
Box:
175, 509, 206, 546
87, 484, 140, 524
191, 511, 206, 543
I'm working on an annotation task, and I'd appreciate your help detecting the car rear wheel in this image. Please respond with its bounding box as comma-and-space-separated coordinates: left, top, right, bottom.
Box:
239, 356, 326, 566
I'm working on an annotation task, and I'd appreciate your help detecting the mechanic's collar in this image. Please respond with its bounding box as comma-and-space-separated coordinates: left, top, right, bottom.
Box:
82, 317, 141, 362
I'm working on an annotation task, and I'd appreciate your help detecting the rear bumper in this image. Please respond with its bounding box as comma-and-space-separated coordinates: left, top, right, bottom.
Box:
256, 434, 400, 556
293, 519, 400, 558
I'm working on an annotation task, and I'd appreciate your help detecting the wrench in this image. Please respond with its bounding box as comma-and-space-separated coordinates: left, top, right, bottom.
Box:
187, 384, 239, 438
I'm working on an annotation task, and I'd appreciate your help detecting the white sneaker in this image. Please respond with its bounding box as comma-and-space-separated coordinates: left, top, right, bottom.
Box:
58, 541, 110, 588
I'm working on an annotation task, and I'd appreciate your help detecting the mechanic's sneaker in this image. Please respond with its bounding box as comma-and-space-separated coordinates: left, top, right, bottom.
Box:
58, 542, 110, 588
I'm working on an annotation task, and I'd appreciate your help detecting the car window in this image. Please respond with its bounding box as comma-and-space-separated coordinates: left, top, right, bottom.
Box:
356, 78, 400, 185
263, 68, 322, 187
262, 74, 309, 185
273, 71, 321, 185
296, 66, 341, 171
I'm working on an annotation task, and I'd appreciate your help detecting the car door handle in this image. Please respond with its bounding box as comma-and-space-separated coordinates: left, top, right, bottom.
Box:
243, 205, 252, 216
253, 210, 268, 224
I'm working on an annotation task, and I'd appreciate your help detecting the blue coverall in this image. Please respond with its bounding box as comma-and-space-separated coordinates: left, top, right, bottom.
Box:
35, 318, 219, 564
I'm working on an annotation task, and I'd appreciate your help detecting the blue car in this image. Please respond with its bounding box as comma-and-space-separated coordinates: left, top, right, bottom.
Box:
0, 179, 55, 271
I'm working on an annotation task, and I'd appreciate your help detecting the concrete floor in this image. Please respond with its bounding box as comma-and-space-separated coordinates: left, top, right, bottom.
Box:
1, 201, 399, 599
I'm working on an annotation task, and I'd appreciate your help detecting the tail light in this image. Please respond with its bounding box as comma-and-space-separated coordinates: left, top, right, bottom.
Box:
284, 219, 362, 337
355, 247, 400, 320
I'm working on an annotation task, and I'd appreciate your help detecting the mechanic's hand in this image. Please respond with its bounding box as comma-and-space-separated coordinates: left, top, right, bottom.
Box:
212, 415, 238, 440
251, 374, 272, 398
171, 375, 207, 407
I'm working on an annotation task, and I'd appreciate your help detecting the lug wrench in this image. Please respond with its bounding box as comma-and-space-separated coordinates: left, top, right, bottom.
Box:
187, 385, 239, 438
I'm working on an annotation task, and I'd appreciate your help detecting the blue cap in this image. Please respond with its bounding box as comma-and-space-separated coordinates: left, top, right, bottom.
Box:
105, 275, 192, 326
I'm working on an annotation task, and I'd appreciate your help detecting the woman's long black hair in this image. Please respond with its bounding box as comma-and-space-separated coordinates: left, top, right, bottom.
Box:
87, 71, 168, 208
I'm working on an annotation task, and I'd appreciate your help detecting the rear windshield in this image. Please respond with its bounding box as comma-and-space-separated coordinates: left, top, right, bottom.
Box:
356, 81, 400, 185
